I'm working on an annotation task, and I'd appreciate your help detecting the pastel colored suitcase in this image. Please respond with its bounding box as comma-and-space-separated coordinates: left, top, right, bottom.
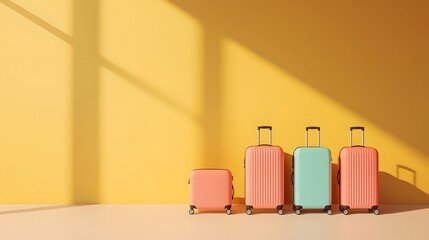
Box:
338, 127, 379, 215
292, 126, 332, 215
245, 126, 284, 215
189, 169, 234, 215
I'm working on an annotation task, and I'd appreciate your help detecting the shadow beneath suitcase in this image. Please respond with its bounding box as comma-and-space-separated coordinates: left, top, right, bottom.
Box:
192, 204, 288, 215
193, 204, 245, 215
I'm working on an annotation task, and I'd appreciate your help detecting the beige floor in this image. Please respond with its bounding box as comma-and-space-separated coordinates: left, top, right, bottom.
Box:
0, 204, 427, 240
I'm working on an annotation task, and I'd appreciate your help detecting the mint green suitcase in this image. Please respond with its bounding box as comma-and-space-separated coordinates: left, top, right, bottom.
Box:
292, 127, 332, 215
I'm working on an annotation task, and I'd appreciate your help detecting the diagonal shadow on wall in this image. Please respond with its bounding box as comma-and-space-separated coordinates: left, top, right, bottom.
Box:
166, 0, 429, 159
0, 0, 72, 44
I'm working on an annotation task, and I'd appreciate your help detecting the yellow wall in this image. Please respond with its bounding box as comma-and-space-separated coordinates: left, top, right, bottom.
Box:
0, 0, 428, 203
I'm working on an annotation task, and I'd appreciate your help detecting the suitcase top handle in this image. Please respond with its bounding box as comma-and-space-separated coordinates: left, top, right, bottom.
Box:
257, 126, 272, 145
350, 126, 365, 146
306, 126, 320, 147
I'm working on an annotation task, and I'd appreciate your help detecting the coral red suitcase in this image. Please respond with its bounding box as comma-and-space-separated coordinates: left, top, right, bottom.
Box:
188, 169, 234, 215
245, 126, 284, 215
338, 127, 379, 215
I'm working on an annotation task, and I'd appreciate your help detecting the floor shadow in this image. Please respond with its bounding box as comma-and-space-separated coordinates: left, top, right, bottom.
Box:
166, 0, 429, 158
72, 0, 100, 203
0, 204, 93, 215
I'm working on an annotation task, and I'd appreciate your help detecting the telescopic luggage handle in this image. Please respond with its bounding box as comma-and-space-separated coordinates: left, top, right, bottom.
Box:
350, 126, 365, 146
258, 126, 272, 146
306, 126, 320, 147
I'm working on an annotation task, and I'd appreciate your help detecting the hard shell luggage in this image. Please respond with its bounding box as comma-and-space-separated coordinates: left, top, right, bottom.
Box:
292, 126, 332, 215
244, 126, 284, 215
338, 127, 379, 215
189, 169, 234, 215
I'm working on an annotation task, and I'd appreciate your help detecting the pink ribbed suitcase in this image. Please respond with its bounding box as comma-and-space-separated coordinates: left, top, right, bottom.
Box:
245, 126, 284, 215
188, 169, 234, 215
338, 127, 379, 215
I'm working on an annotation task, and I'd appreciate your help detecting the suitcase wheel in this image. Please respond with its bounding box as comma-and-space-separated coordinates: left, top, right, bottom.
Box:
342, 209, 349, 215
246, 209, 252, 215
324, 205, 332, 215
293, 205, 302, 215
369, 206, 380, 215
226, 209, 232, 215
189, 208, 195, 215
276, 205, 283, 215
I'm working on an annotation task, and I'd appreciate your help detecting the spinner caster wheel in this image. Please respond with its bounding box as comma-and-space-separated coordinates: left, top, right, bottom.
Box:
226, 209, 232, 215
189, 208, 195, 215
374, 209, 380, 215
246, 208, 252, 215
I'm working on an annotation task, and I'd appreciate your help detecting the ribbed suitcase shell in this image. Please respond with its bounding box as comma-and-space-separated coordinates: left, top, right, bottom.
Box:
293, 147, 331, 208
245, 145, 284, 208
339, 147, 378, 208
190, 169, 233, 209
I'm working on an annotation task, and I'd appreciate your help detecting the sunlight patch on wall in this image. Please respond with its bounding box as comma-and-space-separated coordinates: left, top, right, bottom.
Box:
0, 2, 72, 203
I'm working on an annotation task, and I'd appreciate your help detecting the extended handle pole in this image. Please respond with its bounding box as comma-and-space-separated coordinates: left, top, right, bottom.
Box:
258, 126, 272, 145
350, 126, 365, 146
306, 126, 320, 147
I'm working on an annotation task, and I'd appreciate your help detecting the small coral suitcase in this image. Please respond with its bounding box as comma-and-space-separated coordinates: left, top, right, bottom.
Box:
188, 169, 234, 215
292, 126, 332, 215
245, 126, 284, 215
338, 127, 379, 215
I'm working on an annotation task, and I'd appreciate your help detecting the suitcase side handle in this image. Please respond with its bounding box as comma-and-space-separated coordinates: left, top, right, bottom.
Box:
306, 126, 320, 147
350, 126, 365, 146
337, 169, 340, 185
257, 126, 272, 145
